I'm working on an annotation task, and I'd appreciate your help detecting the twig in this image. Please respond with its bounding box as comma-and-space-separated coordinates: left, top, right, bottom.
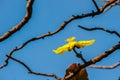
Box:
73, 47, 87, 63
64, 42, 120, 80
0, 0, 117, 69
78, 25, 120, 38
0, 0, 34, 42
90, 61, 120, 69
6, 55, 60, 80
92, 0, 100, 12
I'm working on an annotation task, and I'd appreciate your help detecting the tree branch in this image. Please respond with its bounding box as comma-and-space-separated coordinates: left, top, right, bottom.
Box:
73, 47, 87, 63
0, 0, 34, 42
96, 0, 120, 12
6, 55, 61, 80
92, 0, 100, 12
64, 42, 120, 80
78, 25, 120, 38
90, 61, 120, 69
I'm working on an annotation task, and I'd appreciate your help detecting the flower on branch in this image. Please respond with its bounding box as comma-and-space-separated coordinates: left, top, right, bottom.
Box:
53, 37, 95, 54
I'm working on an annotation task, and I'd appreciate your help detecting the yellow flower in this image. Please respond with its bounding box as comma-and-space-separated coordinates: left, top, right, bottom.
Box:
53, 37, 95, 54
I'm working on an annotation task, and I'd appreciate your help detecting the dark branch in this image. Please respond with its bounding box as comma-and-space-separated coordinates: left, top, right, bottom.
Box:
0, 0, 34, 42
6, 55, 60, 80
90, 61, 120, 69
78, 25, 120, 38
6, 55, 32, 72
64, 42, 120, 80
73, 47, 87, 63
92, 0, 100, 12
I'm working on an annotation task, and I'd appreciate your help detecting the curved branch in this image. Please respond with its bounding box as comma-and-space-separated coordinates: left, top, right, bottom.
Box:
78, 25, 120, 38
6, 55, 60, 80
64, 42, 120, 80
90, 61, 120, 69
0, 0, 34, 42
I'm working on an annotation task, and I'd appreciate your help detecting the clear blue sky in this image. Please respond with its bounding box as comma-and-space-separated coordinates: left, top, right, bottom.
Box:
0, 0, 120, 80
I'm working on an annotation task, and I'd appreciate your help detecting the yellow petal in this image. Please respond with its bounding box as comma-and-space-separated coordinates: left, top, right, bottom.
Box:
65, 37, 76, 43
68, 42, 77, 51
76, 40, 95, 48
53, 44, 70, 54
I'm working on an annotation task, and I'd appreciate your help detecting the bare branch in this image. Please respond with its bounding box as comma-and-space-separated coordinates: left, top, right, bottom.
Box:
73, 47, 87, 63
64, 42, 120, 80
90, 61, 120, 69
6, 55, 60, 80
78, 25, 120, 38
92, 0, 100, 12
0, 0, 34, 42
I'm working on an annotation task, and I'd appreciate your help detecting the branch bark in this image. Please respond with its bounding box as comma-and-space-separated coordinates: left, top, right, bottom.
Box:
0, 0, 34, 42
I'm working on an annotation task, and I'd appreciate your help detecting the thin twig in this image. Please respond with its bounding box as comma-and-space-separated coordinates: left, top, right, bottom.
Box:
64, 42, 120, 80
6, 55, 60, 80
73, 47, 87, 63
78, 25, 120, 38
90, 61, 120, 69
92, 0, 100, 12
0, 0, 34, 42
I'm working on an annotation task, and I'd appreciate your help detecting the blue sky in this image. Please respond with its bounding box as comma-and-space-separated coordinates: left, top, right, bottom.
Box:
0, 0, 120, 80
